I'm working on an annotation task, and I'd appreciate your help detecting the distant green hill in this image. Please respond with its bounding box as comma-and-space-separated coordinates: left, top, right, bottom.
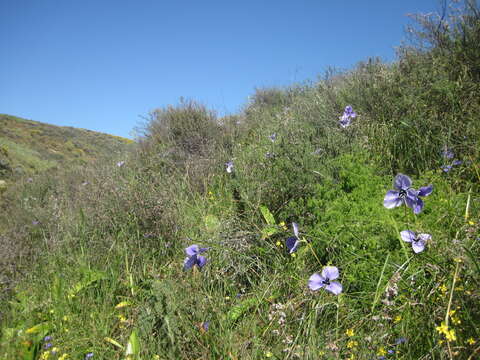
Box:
0, 114, 133, 181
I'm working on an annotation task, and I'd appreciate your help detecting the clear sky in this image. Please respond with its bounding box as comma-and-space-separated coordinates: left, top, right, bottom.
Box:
1, 0, 440, 138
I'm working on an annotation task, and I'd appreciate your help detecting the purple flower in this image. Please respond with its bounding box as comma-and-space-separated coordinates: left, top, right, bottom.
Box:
32, 220, 40, 226
308, 266, 343, 295
44, 343, 52, 350
383, 174, 419, 210
400, 230, 431, 253
117, 161, 125, 167
84, 353, 94, 359
441, 148, 454, 159
383, 174, 432, 214
43, 336, 52, 342
338, 106, 357, 128
202, 321, 209, 331
339, 113, 352, 128
344, 105, 357, 118
388, 349, 395, 354
395, 337, 407, 345
285, 222, 300, 253
413, 184, 433, 214
269, 133, 277, 142
441, 164, 453, 172
452, 160, 462, 166
225, 161, 234, 173
183, 244, 208, 270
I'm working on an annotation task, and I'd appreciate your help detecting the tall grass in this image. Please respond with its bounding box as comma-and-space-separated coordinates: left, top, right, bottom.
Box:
1, 1, 479, 359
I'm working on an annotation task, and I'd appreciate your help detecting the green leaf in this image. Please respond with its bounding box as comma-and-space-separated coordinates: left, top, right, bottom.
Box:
260, 205, 276, 225
261, 225, 279, 239
67, 269, 106, 298
204, 214, 220, 233
125, 329, 140, 359
227, 297, 258, 322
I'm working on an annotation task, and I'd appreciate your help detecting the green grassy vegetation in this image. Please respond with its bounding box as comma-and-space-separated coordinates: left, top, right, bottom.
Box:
0, 114, 133, 180
1, 1, 479, 359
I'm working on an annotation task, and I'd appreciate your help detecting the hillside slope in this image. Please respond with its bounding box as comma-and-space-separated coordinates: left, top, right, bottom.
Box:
0, 114, 133, 181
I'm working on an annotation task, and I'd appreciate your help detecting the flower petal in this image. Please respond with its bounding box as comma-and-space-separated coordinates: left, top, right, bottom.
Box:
325, 281, 343, 295
183, 255, 197, 270
322, 266, 339, 280
197, 255, 207, 268
418, 185, 433, 197
185, 245, 199, 256
286, 237, 299, 253
394, 174, 412, 190
400, 230, 416, 243
405, 190, 418, 209
292, 222, 299, 238
413, 198, 424, 214
308, 273, 325, 291
417, 233, 431, 242
412, 239, 426, 253
384, 190, 402, 209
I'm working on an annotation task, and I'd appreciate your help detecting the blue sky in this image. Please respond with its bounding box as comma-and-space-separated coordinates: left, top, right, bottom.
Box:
1, 0, 440, 138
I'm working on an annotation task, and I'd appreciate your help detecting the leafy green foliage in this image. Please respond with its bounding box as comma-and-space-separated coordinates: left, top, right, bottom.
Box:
1, 2, 479, 359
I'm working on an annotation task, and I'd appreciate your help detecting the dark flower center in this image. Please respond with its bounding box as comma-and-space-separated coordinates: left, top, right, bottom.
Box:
399, 189, 407, 198
322, 278, 331, 285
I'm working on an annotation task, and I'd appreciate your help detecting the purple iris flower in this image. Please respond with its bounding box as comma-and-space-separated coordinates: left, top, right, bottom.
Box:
344, 105, 357, 118
383, 174, 433, 214
441, 148, 454, 159
383, 174, 419, 210
117, 161, 125, 167
269, 133, 277, 142
43, 336, 52, 342
339, 113, 351, 128
308, 266, 343, 295
44, 343, 52, 350
225, 161, 234, 173
338, 105, 357, 128
84, 353, 94, 359
400, 230, 431, 253
202, 321, 210, 331
441, 164, 453, 172
183, 245, 208, 270
285, 222, 300, 253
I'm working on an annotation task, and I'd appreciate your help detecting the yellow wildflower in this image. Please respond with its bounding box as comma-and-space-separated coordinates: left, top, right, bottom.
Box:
62, 315, 69, 322
436, 322, 456, 342
377, 347, 387, 356
59, 354, 69, 360
345, 328, 354, 337
40, 352, 50, 360
347, 340, 358, 349
468, 220, 475, 225
439, 284, 448, 293
467, 338, 476, 345
347, 354, 355, 360
318, 350, 325, 356
276, 241, 282, 247
291, 253, 296, 258
265, 351, 273, 358
394, 315, 402, 323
